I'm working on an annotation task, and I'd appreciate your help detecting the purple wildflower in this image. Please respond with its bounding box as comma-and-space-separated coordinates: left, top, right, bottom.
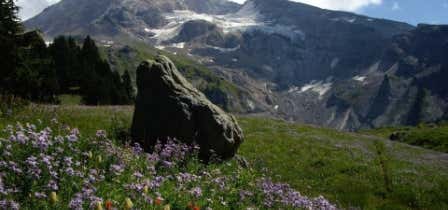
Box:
47, 180, 59, 191
110, 164, 125, 175
64, 157, 73, 166
88, 196, 103, 209
259, 178, 336, 209
176, 173, 197, 184
124, 183, 145, 193
239, 190, 254, 200
162, 160, 174, 168
0, 200, 19, 210
70, 128, 80, 136
190, 187, 202, 198
96, 130, 107, 139
67, 134, 78, 143
212, 177, 226, 190
8, 161, 22, 174
69, 193, 84, 210
133, 171, 144, 179
25, 156, 39, 167
144, 195, 153, 205
132, 142, 143, 154
15, 132, 28, 144
34, 192, 47, 199
65, 167, 75, 176
149, 176, 165, 190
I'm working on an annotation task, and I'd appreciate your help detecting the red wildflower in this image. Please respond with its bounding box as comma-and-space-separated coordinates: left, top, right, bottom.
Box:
105, 200, 113, 210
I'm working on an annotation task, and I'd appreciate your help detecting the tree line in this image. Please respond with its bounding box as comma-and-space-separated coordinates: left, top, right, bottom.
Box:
0, 0, 134, 105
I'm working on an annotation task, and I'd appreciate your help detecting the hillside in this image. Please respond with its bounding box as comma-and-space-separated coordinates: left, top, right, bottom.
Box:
360, 122, 448, 153
1, 105, 447, 209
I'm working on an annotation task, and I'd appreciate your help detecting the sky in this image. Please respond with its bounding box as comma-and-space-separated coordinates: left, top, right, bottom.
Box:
17, 0, 448, 25
16, 0, 59, 20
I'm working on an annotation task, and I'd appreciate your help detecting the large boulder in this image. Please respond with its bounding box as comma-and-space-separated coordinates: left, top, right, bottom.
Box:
131, 55, 244, 159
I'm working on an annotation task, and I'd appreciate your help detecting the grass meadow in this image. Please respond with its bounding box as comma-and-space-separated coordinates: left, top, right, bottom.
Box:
0, 105, 447, 209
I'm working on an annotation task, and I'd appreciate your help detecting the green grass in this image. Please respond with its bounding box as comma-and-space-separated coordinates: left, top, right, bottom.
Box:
1, 105, 447, 209
361, 123, 448, 153
58, 95, 82, 105
239, 118, 448, 209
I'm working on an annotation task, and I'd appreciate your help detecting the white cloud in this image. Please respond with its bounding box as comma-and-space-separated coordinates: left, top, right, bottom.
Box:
15, 0, 61, 20
391, 2, 400, 10
229, 0, 383, 11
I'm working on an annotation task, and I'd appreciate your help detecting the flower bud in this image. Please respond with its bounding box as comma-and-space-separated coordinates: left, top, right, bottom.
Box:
87, 151, 93, 159
96, 201, 103, 210
50, 192, 59, 204
105, 200, 113, 210
124, 198, 133, 209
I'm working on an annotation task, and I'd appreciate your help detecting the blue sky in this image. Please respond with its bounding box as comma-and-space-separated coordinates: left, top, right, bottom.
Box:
229, 0, 448, 25
361, 0, 448, 25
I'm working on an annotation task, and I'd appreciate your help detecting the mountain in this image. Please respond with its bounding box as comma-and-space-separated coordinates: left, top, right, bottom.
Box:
25, 0, 239, 38
25, 0, 448, 130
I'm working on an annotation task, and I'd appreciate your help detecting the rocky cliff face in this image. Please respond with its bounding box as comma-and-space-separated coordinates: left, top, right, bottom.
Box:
292, 24, 448, 130
25, 0, 448, 130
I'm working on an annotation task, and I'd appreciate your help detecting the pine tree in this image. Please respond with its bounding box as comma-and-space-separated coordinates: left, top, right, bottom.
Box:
49, 36, 83, 93
0, 0, 22, 94
122, 70, 135, 103
81, 36, 101, 67
111, 71, 126, 105
19, 32, 59, 102
79, 36, 119, 105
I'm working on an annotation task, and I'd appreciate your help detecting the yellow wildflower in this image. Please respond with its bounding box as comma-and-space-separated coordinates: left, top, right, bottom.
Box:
50, 192, 59, 204
124, 198, 133, 210
97, 155, 103, 163
96, 201, 103, 210
87, 151, 93, 159
163, 204, 171, 210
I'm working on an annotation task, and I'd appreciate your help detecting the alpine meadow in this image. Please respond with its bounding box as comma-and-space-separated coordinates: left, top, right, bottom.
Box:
1, 0, 447, 209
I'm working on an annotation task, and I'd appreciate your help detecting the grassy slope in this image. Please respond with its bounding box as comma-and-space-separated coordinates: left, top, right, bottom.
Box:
239, 118, 448, 209
360, 124, 448, 153
99, 41, 245, 112
2, 105, 447, 209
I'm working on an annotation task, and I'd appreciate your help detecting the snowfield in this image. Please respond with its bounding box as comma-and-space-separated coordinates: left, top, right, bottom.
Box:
146, 1, 305, 45
352, 75, 367, 82
287, 80, 333, 99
